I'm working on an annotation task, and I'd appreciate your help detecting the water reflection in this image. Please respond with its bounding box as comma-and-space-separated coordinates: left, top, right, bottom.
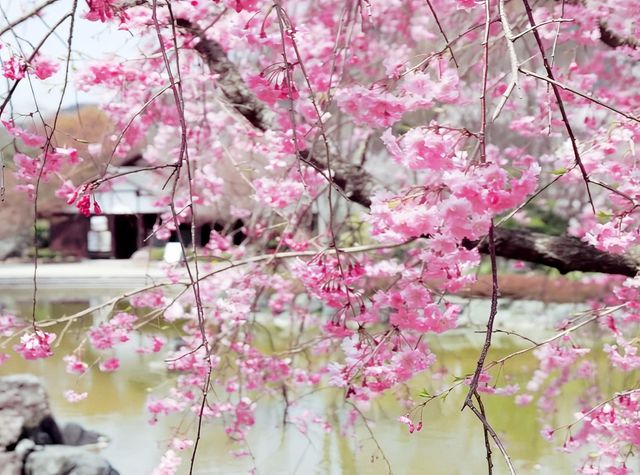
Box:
0, 292, 611, 474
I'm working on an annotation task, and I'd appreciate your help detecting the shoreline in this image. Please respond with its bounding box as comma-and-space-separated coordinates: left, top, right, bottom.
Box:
0, 259, 167, 290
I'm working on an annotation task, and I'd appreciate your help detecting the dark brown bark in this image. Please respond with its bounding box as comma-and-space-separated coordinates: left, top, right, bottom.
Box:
463, 229, 639, 277
549, 1, 637, 49
599, 23, 638, 49
175, 18, 271, 131
299, 151, 372, 208
175, 17, 640, 278
175, 18, 374, 209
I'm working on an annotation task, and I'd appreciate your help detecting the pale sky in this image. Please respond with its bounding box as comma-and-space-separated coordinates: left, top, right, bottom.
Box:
1, 0, 140, 114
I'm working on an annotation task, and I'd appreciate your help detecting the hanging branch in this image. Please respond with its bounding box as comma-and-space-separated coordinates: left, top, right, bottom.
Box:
521, 0, 595, 214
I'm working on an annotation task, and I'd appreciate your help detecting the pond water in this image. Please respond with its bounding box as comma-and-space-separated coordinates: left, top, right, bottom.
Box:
0, 289, 627, 474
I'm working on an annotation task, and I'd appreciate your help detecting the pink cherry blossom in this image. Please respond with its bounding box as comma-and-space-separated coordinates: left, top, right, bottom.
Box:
64, 390, 88, 403
336, 85, 406, 128
150, 449, 182, 475
2, 120, 46, 147
14, 331, 56, 360
7, 0, 640, 471
63, 354, 88, 375
85, 0, 118, 22
2, 55, 26, 80
0, 313, 18, 337
99, 357, 120, 372
31, 56, 59, 79
89, 312, 137, 350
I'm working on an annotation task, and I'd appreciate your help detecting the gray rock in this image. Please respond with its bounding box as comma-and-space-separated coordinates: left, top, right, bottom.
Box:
0, 236, 26, 260
15, 439, 36, 460
61, 423, 107, 447
0, 450, 22, 475
0, 374, 52, 447
23, 445, 119, 475
0, 375, 117, 475
0, 417, 25, 449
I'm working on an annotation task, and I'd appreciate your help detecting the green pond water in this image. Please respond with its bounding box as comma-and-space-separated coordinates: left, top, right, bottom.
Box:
0, 290, 630, 474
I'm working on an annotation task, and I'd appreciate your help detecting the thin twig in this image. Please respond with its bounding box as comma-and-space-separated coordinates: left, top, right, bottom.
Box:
29, 0, 78, 328
424, 0, 459, 67
519, 68, 640, 123
512, 18, 574, 41
553, 388, 640, 433
492, 0, 519, 122
150, 4, 210, 473
103, 82, 176, 173
521, 0, 595, 214
463, 223, 499, 408
13, 241, 413, 332
0, 0, 60, 37
464, 0, 499, 408
588, 178, 637, 206
411, 303, 626, 418
474, 328, 539, 346
474, 392, 494, 475
345, 401, 395, 475
90, 164, 178, 186
487, 305, 625, 369
189, 364, 213, 472
466, 401, 516, 475
274, 3, 357, 317
0, 12, 71, 115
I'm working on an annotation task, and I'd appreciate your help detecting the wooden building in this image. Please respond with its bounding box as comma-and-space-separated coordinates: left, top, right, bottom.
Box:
45, 165, 167, 259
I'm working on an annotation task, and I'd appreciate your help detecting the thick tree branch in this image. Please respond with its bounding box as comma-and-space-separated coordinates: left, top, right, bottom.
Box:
175, 17, 373, 208
300, 150, 372, 208
599, 23, 638, 49
464, 229, 639, 277
175, 18, 271, 131
549, 0, 637, 49
175, 17, 640, 278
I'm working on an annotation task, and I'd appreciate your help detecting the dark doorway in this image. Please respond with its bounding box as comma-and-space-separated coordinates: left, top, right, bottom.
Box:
199, 223, 212, 247
49, 215, 90, 258
113, 215, 138, 259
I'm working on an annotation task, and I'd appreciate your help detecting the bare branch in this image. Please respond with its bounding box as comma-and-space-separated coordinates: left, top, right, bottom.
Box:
474, 392, 494, 475
466, 400, 516, 475
519, 68, 640, 123
464, 0, 500, 413
521, 0, 595, 214
492, 0, 519, 122
0, 0, 60, 37
424, 0, 459, 68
